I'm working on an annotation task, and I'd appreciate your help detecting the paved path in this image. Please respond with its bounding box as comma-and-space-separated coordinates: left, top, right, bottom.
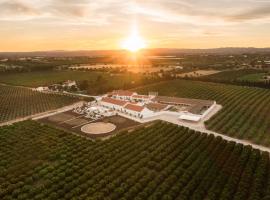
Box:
116, 105, 270, 153
62, 91, 100, 99
0, 101, 84, 127
1, 99, 270, 153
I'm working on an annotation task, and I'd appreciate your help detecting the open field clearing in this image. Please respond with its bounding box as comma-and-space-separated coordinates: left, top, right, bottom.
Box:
0, 71, 158, 95
39, 111, 139, 138
238, 73, 267, 82
0, 71, 147, 88
177, 70, 220, 78
0, 121, 270, 200
0, 71, 102, 87
136, 79, 270, 147
201, 69, 266, 82
0, 85, 77, 123
70, 64, 175, 73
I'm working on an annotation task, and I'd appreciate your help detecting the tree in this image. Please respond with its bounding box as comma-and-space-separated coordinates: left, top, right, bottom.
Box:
78, 80, 89, 91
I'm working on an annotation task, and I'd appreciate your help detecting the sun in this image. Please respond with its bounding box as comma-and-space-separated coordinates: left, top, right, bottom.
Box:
121, 26, 146, 52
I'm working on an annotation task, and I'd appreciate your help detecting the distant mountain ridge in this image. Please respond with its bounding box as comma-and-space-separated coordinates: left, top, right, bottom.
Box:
1, 47, 270, 57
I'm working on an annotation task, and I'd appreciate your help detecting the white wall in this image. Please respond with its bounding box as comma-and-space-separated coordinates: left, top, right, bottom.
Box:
141, 108, 154, 118
113, 95, 132, 101
99, 101, 124, 111
201, 101, 216, 118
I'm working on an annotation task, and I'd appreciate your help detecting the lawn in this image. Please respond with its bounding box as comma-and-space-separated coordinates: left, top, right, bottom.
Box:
237, 73, 266, 82
136, 79, 270, 147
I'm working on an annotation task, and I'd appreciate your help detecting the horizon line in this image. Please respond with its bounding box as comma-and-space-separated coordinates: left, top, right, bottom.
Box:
1, 47, 270, 53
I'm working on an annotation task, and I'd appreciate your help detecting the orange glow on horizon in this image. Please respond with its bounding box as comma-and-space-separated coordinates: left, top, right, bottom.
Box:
121, 25, 146, 52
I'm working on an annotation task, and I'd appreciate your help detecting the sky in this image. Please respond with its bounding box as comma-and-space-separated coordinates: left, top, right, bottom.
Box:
1, 0, 270, 51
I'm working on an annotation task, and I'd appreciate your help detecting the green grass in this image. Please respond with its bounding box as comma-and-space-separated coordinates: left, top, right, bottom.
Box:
237, 73, 266, 82
0, 85, 78, 123
0, 120, 269, 200
201, 69, 265, 82
136, 79, 270, 147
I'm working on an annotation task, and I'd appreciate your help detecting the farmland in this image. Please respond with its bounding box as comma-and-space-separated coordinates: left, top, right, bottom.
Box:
198, 69, 265, 82
136, 79, 270, 147
0, 70, 162, 95
1, 120, 270, 200
191, 69, 270, 89
0, 71, 103, 87
0, 85, 77, 123
238, 73, 267, 82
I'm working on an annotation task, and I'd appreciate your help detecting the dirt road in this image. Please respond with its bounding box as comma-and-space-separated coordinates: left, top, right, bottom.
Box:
0, 101, 84, 127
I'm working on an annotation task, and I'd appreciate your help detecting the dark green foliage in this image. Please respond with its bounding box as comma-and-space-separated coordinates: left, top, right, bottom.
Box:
137, 79, 270, 147
0, 85, 77, 123
0, 121, 270, 199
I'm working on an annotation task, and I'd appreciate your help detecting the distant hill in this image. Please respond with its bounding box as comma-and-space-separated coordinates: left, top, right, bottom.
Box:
1, 47, 270, 57
144, 47, 270, 55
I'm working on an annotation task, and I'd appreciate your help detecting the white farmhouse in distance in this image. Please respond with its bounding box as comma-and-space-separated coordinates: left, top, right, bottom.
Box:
35, 86, 49, 92
63, 80, 76, 87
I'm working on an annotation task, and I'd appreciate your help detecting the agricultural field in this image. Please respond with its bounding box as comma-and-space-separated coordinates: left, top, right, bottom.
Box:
0, 85, 77, 123
0, 71, 102, 87
0, 70, 159, 95
200, 69, 266, 82
1, 120, 270, 200
136, 79, 270, 147
177, 70, 220, 78
238, 73, 267, 82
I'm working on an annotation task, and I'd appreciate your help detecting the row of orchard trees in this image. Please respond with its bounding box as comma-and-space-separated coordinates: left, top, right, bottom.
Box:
205, 85, 270, 147
1, 120, 270, 200
0, 85, 77, 123
137, 79, 270, 147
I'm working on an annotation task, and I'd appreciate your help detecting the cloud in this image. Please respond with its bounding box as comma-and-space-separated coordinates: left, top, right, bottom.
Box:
133, 0, 270, 25
225, 5, 270, 22
0, 0, 40, 16
0, 0, 270, 27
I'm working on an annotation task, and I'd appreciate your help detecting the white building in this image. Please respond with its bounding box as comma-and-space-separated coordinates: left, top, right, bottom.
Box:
108, 90, 137, 100
100, 97, 127, 111
123, 103, 153, 118
98, 91, 217, 122
35, 86, 49, 92
131, 94, 152, 103
63, 80, 76, 87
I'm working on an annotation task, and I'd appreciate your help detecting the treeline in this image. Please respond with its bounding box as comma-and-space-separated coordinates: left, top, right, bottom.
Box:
0, 56, 114, 73
181, 69, 270, 89
183, 77, 270, 89
77, 74, 176, 95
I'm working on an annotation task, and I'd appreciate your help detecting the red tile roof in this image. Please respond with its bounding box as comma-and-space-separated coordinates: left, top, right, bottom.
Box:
132, 95, 150, 99
101, 97, 127, 106
111, 90, 135, 97
124, 103, 144, 112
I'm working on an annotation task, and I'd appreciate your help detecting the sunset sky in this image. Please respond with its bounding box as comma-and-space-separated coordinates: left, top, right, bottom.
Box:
1, 0, 270, 51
